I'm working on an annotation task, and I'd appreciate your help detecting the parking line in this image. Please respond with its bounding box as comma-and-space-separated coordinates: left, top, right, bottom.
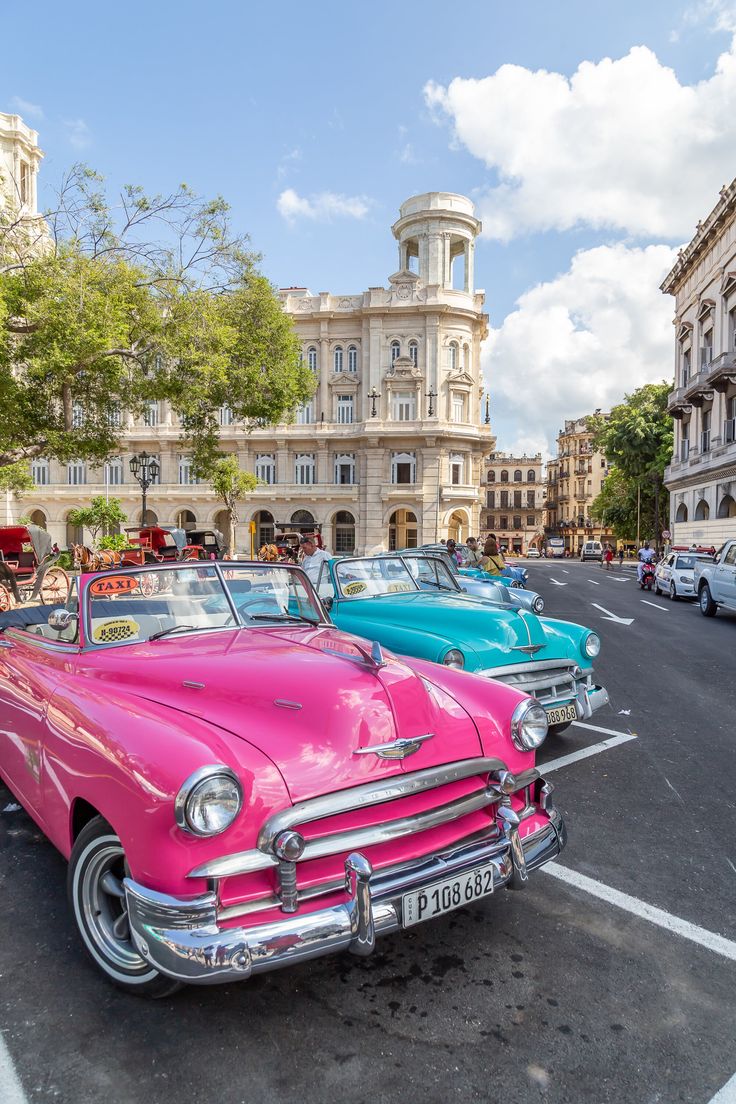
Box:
571, 720, 634, 738
587, 579, 600, 585
542, 733, 637, 773
641, 599, 668, 611
0, 1034, 27, 1104
709, 1071, 736, 1103
543, 864, 736, 963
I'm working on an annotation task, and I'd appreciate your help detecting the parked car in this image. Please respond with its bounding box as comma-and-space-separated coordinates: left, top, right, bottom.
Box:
399, 549, 545, 614
306, 555, 608, 735
0, 560, 566, 995
654, 550, 713, 600
694, 540, 736, 616
580, 541, 603, 562
526, 548, 541, 559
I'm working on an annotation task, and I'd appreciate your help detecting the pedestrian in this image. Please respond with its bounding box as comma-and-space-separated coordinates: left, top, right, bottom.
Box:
465, 536, 483, 567
603, 544, 613, 570
298, 533, 331, 586
482, 534, 506, 576
618, 546, 624, 568
445, 538, 462, 565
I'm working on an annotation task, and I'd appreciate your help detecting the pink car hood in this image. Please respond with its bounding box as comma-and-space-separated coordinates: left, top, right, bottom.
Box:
74, 626, 484, 802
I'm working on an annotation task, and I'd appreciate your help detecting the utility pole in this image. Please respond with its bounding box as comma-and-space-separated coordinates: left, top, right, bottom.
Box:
636, 481, 641, 548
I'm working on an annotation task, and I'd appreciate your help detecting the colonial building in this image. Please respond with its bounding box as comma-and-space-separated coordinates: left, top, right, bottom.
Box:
479, 452, 544, 554
8, 170, 493, 550
663, 177, 736, 546
544, 417, 612, 554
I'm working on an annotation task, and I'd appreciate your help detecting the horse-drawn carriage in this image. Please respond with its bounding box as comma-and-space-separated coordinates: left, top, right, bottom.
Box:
0, 525, 70, 611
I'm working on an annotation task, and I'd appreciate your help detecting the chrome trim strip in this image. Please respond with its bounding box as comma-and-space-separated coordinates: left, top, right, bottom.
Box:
480, 659, 592, 678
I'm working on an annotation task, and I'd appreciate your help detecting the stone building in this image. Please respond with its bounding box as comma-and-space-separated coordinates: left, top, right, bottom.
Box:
8, 177, 493, 551
479, 452, 544, 554
544, 417, 612, 554
663, 177, 736, 546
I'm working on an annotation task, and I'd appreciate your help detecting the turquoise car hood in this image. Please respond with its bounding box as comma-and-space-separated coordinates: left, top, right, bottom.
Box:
332, 590, 562, 671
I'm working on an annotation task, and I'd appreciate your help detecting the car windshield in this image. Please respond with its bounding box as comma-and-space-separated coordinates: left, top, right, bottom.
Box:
674, 555, 708, 570
402, 556, 460, 591
85, 563, 322, 647
334, 557, 419, 598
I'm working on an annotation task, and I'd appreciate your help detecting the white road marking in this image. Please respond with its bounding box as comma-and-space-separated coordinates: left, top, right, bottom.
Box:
587, 579, 600, 585
591, 602, 634, 626
609, 576, 629, 582
562, 569, 569, 574
542, 733, 637, 773
641, 599, 668, 612
550, 579, 567, 587
0, 1034, 27, 1104
709, 1071, 736, 1104
543, 864, 736, 963
571, 719, 637, 738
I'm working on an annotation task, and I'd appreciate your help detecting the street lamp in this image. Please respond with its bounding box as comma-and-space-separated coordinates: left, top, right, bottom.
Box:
426, 387, 437, 417
368, 387, 381, 418
129, 451, 160, 525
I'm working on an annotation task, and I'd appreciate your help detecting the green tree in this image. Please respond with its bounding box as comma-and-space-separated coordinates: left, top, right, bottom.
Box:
589, 383, 672, 546
67, 496, 127, 547
0, 462, 35, 495
209, 457, 259, 556
0, 166, 314, 473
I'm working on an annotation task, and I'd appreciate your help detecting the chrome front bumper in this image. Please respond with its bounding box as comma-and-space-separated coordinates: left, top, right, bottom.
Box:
124, 806, 566, 986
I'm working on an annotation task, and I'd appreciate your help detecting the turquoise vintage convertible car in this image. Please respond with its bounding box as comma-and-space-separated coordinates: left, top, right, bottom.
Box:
311, 554, 608, 735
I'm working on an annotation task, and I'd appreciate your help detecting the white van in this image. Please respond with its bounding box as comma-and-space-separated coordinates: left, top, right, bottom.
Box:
580, 541, 603, 562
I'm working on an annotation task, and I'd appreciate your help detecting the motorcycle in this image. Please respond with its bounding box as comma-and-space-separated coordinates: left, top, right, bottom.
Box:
639, 562, 656, 591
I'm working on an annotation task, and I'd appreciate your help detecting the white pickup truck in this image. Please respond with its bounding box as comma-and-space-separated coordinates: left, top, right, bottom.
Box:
694, 539, 736, 616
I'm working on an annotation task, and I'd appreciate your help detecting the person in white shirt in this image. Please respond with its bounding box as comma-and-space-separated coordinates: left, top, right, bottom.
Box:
298, 534, 331, 586
637, 541, 655, 583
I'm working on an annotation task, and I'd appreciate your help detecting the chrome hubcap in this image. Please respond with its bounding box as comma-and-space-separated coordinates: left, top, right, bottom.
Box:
81, 843, 146, 971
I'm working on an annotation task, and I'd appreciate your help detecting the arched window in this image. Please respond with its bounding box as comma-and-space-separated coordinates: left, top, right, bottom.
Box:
675, 503, 688, 523
390, 340, 401, 364
487, 471, 495, 483
448, 342, 458, 371
254, 510, 274, 549
291, 509, 315, 527
694, 499, 710, 521
255, 454, 276, 485
408, 340, 418, 366
527, 470, 536, 482
294, 454, 316, 485
717, 494, 736, 518
333, 345, 343, 373
29, 509, 47, 529
333, 510, 356, 554
176, 509, 194, 531
307, 346, 318, 373
500, 469, 509, 483
347, 344, 358, 372
513, 469, 522, 482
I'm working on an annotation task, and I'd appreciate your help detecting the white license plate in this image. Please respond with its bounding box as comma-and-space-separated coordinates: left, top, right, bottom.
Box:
545, 702, 578, 725
402, 863, 495, 927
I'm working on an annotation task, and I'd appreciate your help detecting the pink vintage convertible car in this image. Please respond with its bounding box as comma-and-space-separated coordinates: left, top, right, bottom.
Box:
0, 561, 565, 997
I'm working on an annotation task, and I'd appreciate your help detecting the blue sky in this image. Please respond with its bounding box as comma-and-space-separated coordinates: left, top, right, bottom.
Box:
4, 0, 736, 455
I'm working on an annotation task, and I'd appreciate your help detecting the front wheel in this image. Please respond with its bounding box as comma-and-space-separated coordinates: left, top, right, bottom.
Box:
68, 817, 182, 998
669, 582, 677, 601
699, 583, 717, 617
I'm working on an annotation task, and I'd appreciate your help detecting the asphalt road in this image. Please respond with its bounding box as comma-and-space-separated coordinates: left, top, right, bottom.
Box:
1, 560, 735, 1104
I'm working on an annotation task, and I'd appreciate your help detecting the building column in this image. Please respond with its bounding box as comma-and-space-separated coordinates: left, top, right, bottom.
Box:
319, 336, 330, 423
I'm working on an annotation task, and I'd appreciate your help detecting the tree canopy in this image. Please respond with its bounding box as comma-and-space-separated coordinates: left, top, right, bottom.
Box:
209, 457, 259, 556
67, 496, 127, 546
0, 166, 314, 473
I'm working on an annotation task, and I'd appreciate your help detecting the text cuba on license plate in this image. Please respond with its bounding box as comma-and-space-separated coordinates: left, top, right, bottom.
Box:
402, 863, 495, 927
545, 702, 577, 726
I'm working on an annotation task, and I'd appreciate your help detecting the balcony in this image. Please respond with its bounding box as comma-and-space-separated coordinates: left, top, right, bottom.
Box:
558, 494, 570, 503
706, 350, 736, 393
667, 384, 693, 419
442, 484, 481, 502
683, 363, 715, 407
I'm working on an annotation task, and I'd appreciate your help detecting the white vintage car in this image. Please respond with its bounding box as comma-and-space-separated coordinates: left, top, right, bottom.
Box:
654, 550, 713, 600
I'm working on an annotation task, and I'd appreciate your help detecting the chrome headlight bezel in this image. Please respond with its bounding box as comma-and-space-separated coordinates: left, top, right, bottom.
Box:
511, 699, 549, 751
582, 631, 601, 659
175, 764, 243, 837
442, 648, 465, 669
532, 595, 545, 613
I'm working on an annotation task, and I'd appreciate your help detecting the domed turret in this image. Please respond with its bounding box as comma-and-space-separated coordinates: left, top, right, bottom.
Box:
391, 192, 481, 293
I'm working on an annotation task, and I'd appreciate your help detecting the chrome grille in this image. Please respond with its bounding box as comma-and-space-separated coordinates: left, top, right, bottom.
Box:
480, 659, 592, 705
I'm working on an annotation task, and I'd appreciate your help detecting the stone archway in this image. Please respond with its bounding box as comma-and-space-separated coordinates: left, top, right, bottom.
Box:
445, 509, 470, 543
388, 509, 418, 551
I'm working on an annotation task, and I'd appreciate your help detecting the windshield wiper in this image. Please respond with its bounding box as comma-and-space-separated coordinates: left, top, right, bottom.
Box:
248, 609, 319, 625
149, 624, 196, 641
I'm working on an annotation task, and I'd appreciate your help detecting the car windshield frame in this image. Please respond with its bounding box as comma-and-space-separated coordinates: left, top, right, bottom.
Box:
333, 555, 421, 600
81, 561, 326, 650
396, 552, 463, 593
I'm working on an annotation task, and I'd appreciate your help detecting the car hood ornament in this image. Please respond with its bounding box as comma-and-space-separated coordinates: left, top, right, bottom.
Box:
354, 733, 434, 760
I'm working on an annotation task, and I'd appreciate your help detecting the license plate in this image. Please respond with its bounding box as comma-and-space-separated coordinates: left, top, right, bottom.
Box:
545, 702, 578, 725
402, 863, 495, 927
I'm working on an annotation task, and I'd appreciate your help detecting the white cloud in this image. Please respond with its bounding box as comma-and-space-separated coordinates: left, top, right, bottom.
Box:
682, 1, 736, 33
63, 117, 91, 150
484, 243, 678, 455
10, 96, 44, 120
275, 147, 302, 182
425, 37, 736, 240
277, 188, 372, 224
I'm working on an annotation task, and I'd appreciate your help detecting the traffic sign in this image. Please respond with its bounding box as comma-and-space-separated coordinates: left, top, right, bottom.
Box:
662, 529, 671, 539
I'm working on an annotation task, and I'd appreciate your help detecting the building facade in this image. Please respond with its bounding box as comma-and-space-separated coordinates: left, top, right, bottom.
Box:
479, 452, 544, 554
544, 417, 612, 553
8, 177, 493, 551
663, 177, 736, 546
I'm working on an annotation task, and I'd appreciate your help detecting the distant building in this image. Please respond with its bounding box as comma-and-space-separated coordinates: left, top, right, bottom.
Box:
480, 452, 544, 554
544, 417, 612, 554
3, 128, 493, 550
662, 177, 736, 546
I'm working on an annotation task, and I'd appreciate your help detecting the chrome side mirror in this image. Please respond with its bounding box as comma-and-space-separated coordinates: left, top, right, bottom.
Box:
48, 610, 78, 632
322, 595, 334, 612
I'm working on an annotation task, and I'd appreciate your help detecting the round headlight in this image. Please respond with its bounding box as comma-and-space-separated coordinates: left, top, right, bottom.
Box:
511, 699, 549, 751
442, 648, 465, 669
175, 766, 242, 837
583, 632, 601, 659
532, 595, 545, 613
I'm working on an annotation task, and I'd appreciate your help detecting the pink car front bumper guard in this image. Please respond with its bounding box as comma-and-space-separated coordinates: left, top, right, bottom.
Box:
123, 799, 566, 985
